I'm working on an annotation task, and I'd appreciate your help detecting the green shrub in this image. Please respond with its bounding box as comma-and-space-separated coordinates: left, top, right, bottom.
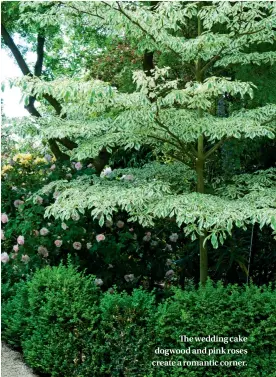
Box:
90, 288, 156, 377
2, 269, 276, 377
2, 281, 29, 347
3, 264, 102, 377
150, 280, 276, 377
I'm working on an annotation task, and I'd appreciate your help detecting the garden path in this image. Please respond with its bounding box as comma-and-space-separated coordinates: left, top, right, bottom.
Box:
1, 343, 38, 377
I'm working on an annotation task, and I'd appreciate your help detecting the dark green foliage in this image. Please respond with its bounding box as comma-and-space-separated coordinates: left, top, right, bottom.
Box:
235, 62, 276, 108
2, 266, 276, 377
88, 288, 156, 377
1, 281, 29, 347
152, 281, 276, 377
2, 264, 101, 377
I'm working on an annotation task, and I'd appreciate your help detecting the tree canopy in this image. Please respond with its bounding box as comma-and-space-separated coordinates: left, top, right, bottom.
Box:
2, 1, 276, 283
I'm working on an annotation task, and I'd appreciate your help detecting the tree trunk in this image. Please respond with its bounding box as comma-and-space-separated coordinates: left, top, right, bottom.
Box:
196, 9, 208, 285
196, 134, 208, 284
199, 233, 208, 284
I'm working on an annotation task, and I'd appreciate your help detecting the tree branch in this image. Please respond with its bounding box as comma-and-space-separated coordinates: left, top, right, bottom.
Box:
237, 27, 266, 37
64, 2, 105, 20
48, 139, 71, 161
204, 137, 228, 160
34, 34, 45, 76
112, 1, 182, 59
166, 152, 194, 169
201, 24, 267, 75
1, 23, 72, 159
2, 23, 111, 169
261, 116, 276, 127
143, 50, 154, 76
154, 117, 197, 158
149, 133, 194, 168
200, 54, 220, 75
58, 137, 78, 150
1, 23, 31, 76
1, 23, 67, 119
26, 34, 45, 117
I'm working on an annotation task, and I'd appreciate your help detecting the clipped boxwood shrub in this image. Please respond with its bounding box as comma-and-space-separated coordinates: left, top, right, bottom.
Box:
91, 288, 156, 377
3, 264, 102, 377
2, 269, 276, 377
150, 280, 276, 377
2, 280, 29, 348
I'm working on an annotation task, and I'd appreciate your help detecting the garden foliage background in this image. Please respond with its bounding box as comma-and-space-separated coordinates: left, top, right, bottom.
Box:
1, 1, 276, 376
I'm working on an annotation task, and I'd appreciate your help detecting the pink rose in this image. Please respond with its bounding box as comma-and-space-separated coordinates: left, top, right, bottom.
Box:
50, 164, 56, 170
143, 232, 151, 242
94, 278, 103, 286
117, 220, 124, 228
165, 270, 174, 278
1, 230, 5, 240
169, 233, 178, 242
1, 252, 9, 263
40, 228, 49, 236
96, 234, 105, 242
21, 254, 30, 263
129, 228, 134, 232
101, 167, 112, 177
13, 245, 19, 252
165, 244, 172, 251
75, 162, 82, 170
1, 213, 8, 223
61, 222, 68, 230
71, 213, 80, 221
124, 274, 135, 282
73, 242, 82, 250
17, 235, 25, 245
54, 240, 62, 247
35, 196, 43, 204
38, 246, 49, 257
14, 200, 24, 208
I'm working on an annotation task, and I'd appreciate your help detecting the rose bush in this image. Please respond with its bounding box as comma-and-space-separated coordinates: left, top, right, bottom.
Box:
1, 148, 184, 295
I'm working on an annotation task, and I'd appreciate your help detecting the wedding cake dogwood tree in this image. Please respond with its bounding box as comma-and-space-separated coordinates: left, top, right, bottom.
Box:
13, 1, 276, 283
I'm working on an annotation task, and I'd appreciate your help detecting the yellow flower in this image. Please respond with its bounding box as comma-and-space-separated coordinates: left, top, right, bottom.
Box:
34, 157, 46, 165
1, 165, 13, 175
13, 153, 32, 165
24, 153, 32, 161
13, 153, 21, 162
